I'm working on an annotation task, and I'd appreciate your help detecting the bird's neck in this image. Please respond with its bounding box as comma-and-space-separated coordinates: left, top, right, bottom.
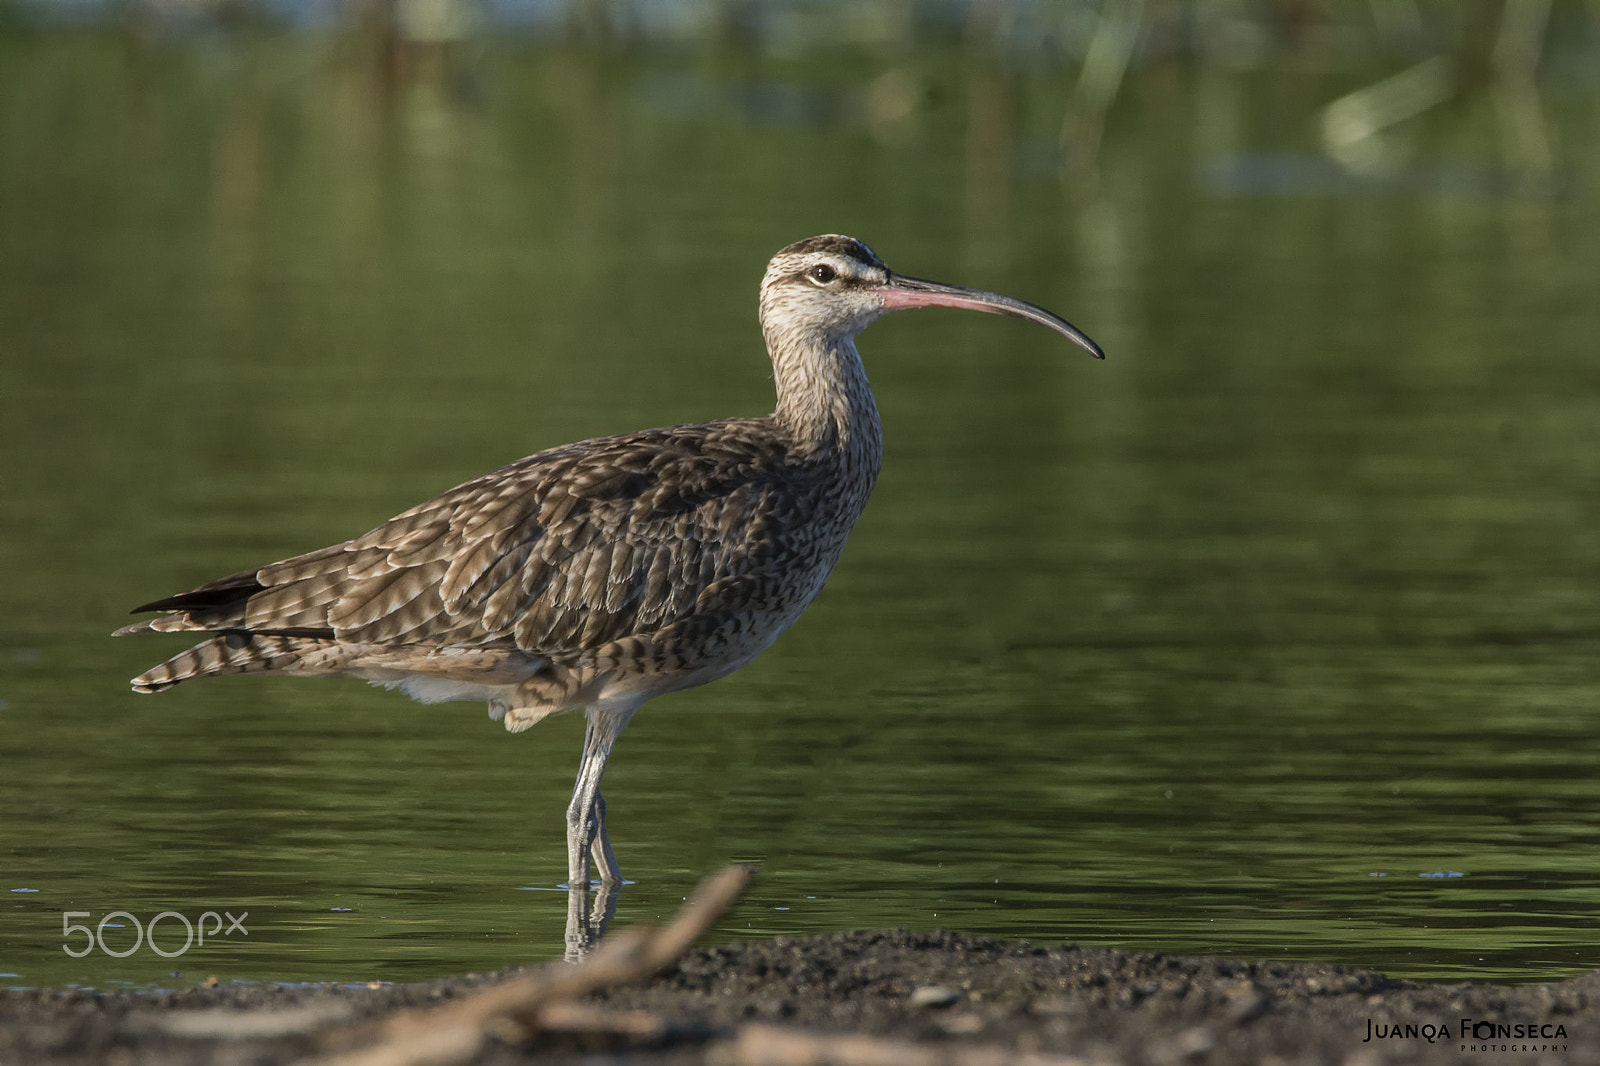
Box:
767, 330, 883, 484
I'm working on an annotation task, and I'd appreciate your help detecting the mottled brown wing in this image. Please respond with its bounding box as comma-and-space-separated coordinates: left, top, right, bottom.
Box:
131, 420, 807, 661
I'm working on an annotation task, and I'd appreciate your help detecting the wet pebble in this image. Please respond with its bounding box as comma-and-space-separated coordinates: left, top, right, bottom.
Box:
908, 985, 960, 1009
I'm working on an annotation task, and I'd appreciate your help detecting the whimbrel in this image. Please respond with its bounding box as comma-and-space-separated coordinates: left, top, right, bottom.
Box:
117, 235, 1102, 898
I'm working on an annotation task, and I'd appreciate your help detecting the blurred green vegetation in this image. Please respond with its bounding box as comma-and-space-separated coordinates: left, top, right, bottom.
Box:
1, 0, 1598, 988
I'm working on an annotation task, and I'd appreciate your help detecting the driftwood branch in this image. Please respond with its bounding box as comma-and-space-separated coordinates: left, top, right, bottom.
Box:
718, 1024, 1114, 1066
302, 864, 756, 1066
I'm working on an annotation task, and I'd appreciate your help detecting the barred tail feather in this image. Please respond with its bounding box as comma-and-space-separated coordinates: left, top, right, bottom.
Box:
129, 633, 335, 693
129, 633, 547, 694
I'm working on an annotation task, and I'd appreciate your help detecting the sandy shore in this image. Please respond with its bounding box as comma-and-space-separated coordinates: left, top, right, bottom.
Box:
4, 930, 1596, 1065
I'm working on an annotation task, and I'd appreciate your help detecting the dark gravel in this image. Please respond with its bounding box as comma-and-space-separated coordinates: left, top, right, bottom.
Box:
3, 930, 1594, 1065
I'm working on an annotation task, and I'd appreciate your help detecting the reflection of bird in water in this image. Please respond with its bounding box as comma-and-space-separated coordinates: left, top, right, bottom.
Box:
117, 234, 1102, 915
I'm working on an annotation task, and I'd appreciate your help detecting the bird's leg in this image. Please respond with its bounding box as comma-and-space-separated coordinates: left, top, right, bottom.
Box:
565, 791, 594, 892
565, 702, 637, 891
590, 790, 623, 885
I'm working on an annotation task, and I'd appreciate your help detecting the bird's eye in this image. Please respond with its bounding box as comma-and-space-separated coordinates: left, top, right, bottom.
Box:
808, 263, 838, 285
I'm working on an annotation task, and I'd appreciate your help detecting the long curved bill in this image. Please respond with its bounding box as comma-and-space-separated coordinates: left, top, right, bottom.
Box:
877, 273, 1105, 359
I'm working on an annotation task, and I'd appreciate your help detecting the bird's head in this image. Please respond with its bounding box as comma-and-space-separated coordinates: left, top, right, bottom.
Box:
758, 234, 1104, 359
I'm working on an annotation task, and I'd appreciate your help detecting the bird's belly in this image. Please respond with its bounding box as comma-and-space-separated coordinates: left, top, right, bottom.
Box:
383, 675, 516, 706
634, 625, 784, 698
598, 586, 825, 705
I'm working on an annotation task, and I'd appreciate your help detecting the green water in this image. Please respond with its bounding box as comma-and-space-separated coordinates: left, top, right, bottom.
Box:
3, 27, 1599, 989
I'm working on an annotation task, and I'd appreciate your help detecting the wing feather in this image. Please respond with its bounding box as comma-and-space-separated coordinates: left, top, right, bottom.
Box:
342, 547, 401, 581
362, 584, 451, 644
441, 533, 505, 611
127, 419, 819, 662
383, 520, 457, 568
603, 540, 635, 613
